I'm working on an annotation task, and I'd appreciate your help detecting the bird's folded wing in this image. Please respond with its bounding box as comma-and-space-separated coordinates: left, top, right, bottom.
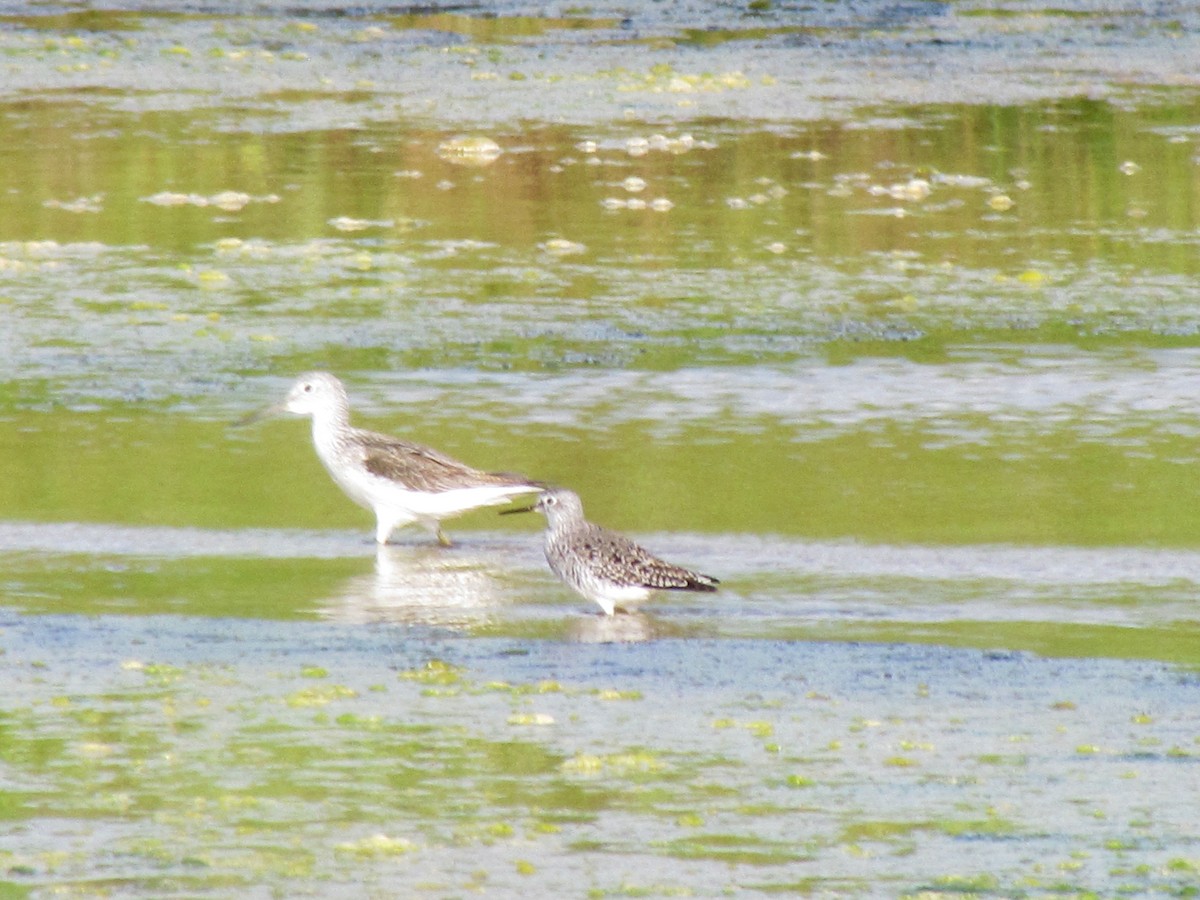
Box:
580, 529, 719, 592
357, 430, 535, 492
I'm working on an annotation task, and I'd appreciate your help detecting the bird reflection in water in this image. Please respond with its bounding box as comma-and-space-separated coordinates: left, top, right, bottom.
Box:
568, 610, 663, 644
317, 544, 669, 642
317, 544, 512, 628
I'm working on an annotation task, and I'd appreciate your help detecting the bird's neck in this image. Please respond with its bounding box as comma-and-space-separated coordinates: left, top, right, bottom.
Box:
546, 513, 581, 540
309, 403, 351, 456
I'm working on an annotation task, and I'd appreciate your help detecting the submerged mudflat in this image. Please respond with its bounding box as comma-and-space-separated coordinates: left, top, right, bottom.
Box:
2, 0, 1200, 896
6, 612, 1200, 897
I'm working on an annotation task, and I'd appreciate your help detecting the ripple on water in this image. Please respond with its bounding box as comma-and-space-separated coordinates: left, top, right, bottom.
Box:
2, 614, 1199, 897
340, 348, 1200, 454
7, 521, 1200, 584
2, 523, 1199, 649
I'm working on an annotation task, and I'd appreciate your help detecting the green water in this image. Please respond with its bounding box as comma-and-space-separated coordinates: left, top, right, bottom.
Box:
5, 99, 1200, 546
3, 2, 1200, 897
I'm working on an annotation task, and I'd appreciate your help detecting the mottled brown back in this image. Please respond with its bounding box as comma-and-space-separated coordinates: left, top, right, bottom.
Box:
356, 428, 540, 493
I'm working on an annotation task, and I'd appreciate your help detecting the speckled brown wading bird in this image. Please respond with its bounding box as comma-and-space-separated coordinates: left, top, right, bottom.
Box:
504, 487, 719, 615
244, 372, 542, 546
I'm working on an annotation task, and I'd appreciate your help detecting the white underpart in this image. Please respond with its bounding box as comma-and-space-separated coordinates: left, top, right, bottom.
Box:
306, 398, 532, 543
576, 582, 653, 617
364, 479, 537, 543
316, 451, 531, 543
544, 541, 654, 616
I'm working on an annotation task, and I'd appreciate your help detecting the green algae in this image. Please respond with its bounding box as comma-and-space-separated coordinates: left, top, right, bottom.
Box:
1, 1, 1200, 897
657, 832, 814, 866
2, 626, 1198, 895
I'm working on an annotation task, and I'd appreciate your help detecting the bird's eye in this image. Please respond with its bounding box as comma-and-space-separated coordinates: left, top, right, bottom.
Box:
303, 384, 313, 393
545, 496, 557, 506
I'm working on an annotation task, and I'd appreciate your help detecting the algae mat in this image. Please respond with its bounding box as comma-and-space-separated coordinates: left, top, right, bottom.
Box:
4, 614, 1200, 897
2, 0, 1200, 896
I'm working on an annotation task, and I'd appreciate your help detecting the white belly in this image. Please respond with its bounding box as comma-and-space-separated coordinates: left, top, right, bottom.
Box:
329, 463, 526, 519
546, 544, 653, 615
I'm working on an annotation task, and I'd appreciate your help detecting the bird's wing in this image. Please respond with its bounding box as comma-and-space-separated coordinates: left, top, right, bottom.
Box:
355, 429, 538, 493
579, 524, 719, 592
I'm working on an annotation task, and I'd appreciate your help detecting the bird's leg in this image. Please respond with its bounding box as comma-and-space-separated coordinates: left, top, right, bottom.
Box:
374, 513, 401, 546
419, 518, 453, 547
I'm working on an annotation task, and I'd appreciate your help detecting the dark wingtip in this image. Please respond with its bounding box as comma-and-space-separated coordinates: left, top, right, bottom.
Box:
493, 473, 547, 491
661, 573, 719, 593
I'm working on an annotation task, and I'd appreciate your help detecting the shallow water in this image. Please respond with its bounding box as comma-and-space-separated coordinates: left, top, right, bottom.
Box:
5, 615, 1200, 897
3, 1, 1200, 897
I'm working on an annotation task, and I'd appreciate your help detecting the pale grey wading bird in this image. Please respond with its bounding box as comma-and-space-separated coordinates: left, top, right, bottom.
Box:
242, 372, 543, 546
503, 487, 719, 615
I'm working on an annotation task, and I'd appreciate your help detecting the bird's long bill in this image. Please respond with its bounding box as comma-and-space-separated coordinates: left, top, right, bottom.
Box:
232, 401, 286, 428
499, 504, 537, 516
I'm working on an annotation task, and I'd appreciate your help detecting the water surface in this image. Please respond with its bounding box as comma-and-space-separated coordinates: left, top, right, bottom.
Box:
3, 1, 1200, 896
